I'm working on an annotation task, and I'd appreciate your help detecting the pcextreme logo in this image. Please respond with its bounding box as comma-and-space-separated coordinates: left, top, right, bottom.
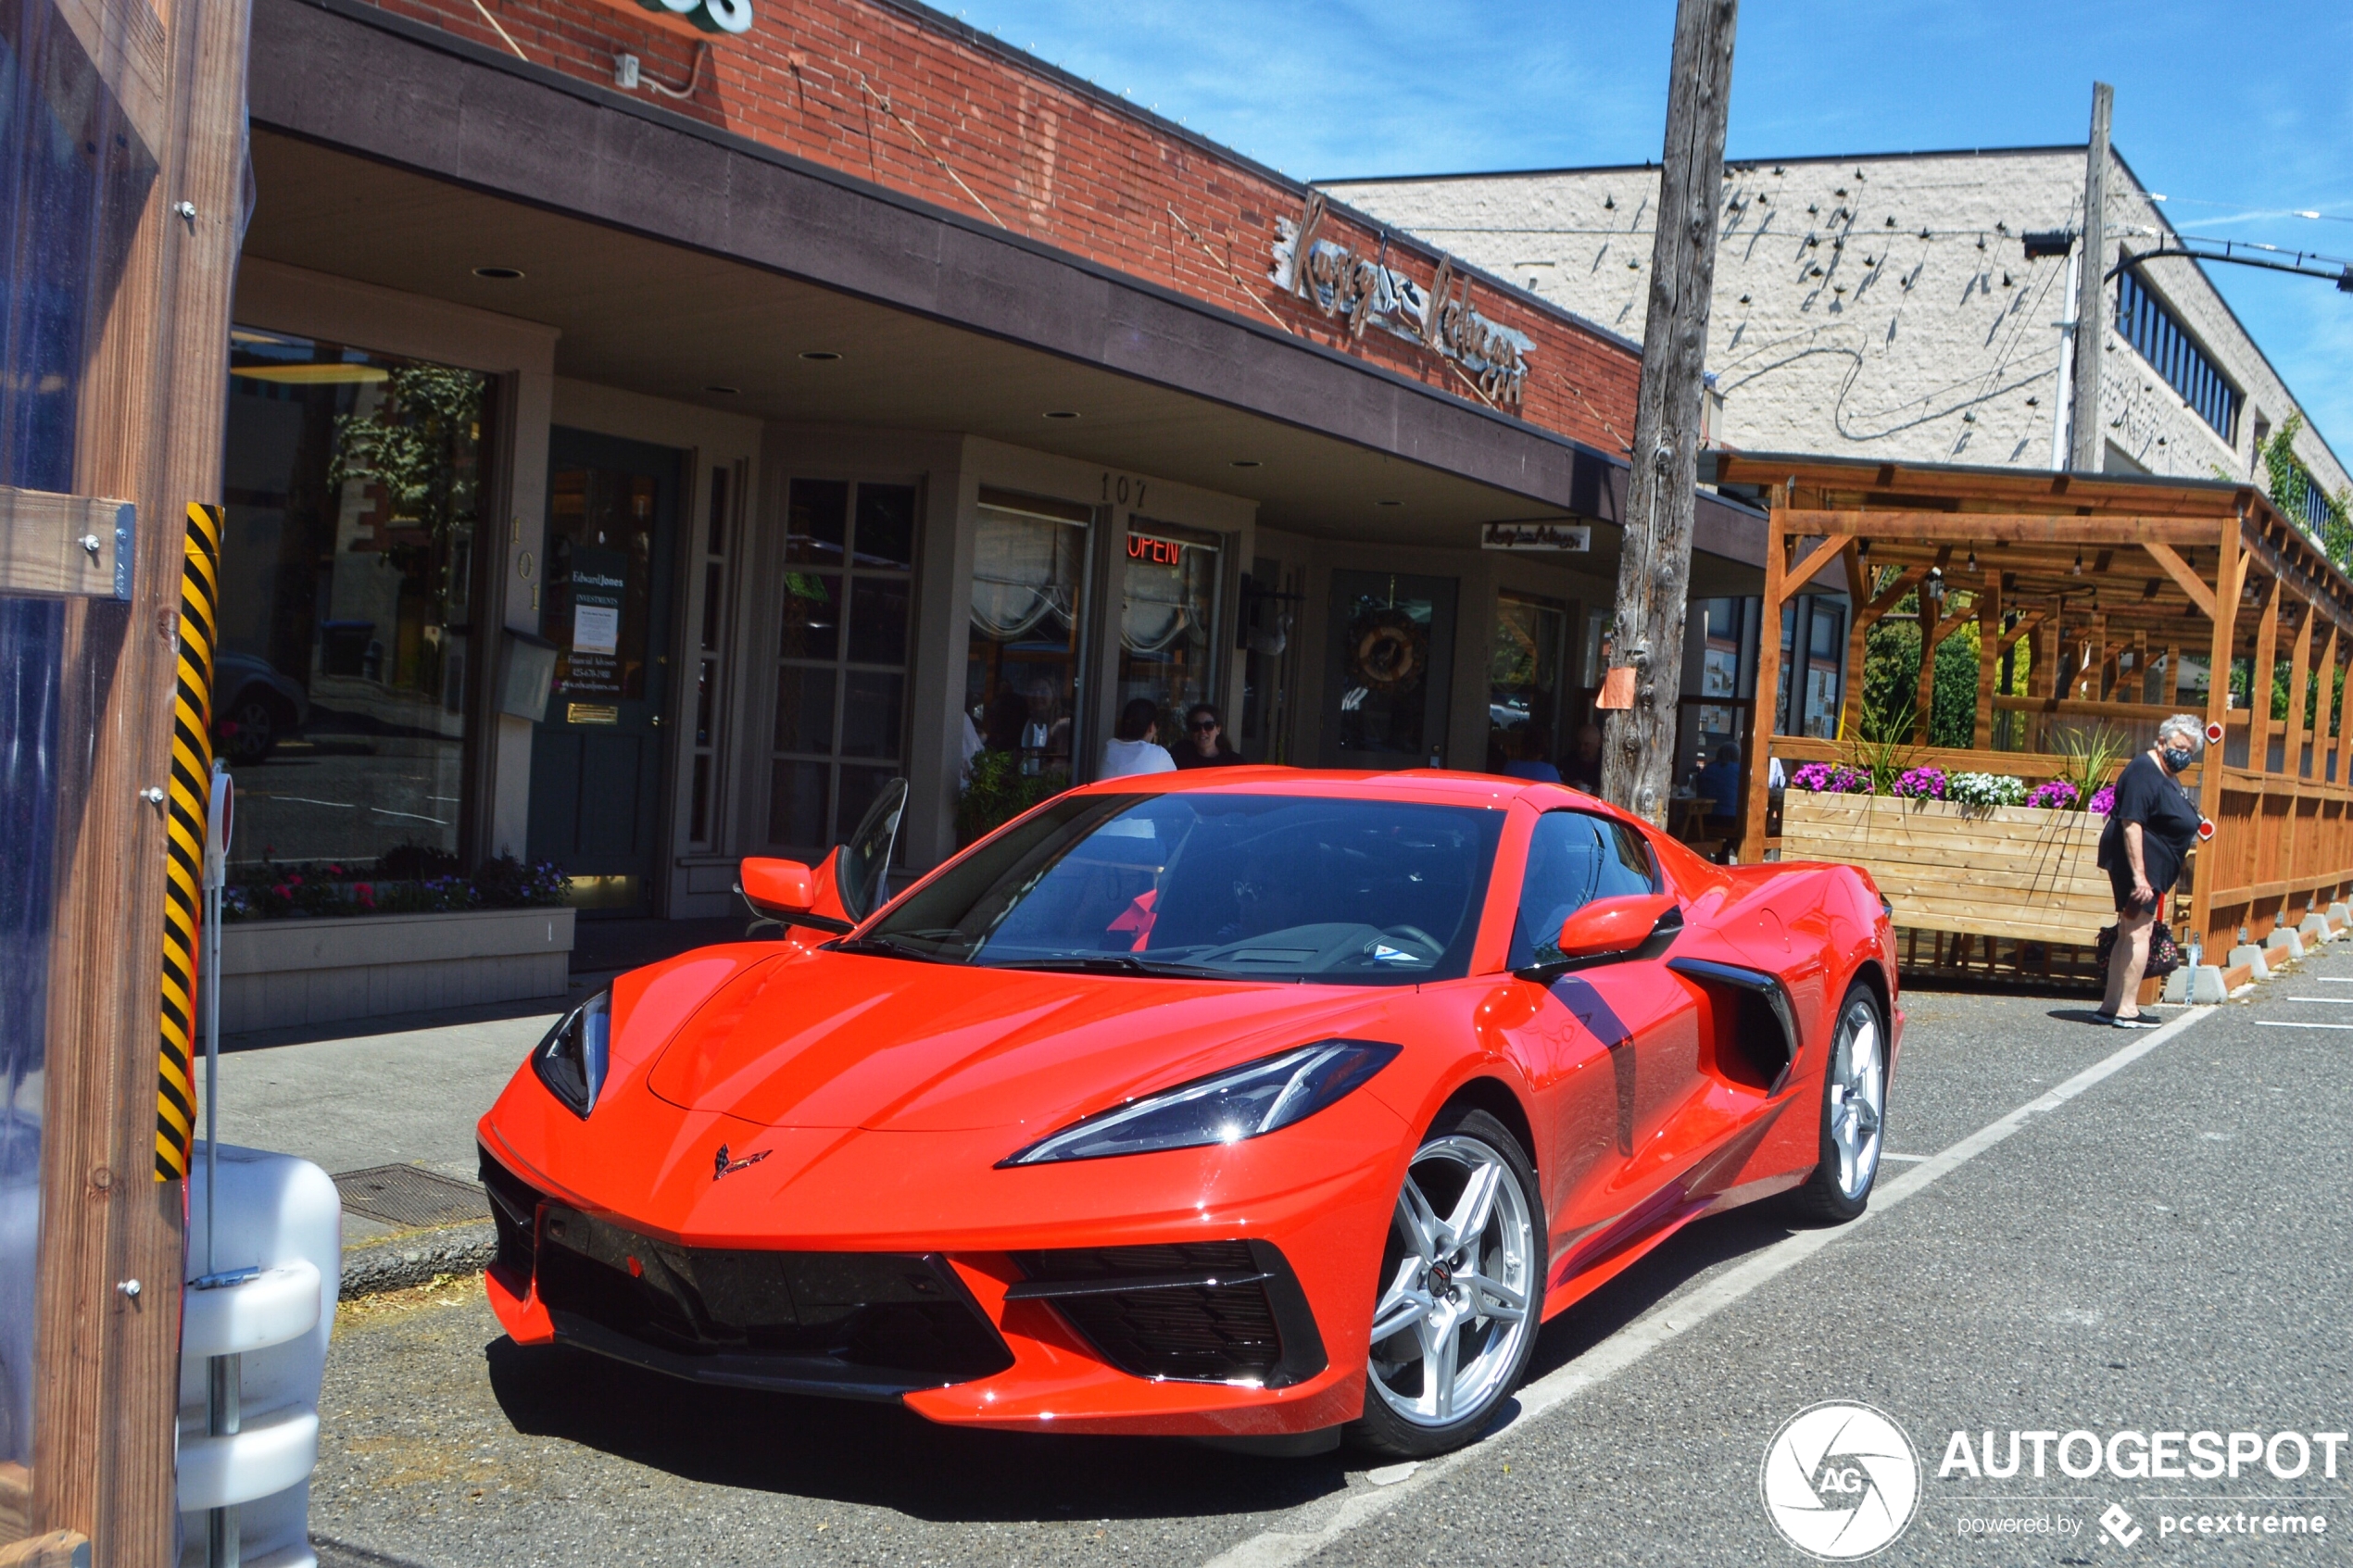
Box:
1761, 1401, 1923, 1560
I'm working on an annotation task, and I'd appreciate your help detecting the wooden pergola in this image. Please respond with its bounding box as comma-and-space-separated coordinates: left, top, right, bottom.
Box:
1720, 453, 2353, 964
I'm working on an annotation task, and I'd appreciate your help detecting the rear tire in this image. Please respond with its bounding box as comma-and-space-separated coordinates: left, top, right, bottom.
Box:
1783, 981, 1888, 1223
1347, 1106, 1543, 1459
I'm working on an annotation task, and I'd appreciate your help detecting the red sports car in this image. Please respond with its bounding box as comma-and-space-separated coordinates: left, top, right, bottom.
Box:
478, 770, 1898, 1457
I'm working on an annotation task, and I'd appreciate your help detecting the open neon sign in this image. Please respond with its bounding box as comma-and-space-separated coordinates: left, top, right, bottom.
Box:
1127, 534, 1183, 567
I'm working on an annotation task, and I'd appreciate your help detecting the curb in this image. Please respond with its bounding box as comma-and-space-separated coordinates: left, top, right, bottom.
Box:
341, 1221, 496, 1298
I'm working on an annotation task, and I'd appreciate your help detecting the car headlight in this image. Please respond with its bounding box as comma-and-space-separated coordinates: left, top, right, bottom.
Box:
532, 990, 610, 1118
1000, 1039, 1400, 1167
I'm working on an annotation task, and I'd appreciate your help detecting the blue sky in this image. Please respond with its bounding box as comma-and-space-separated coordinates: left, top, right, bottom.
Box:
949, 0, 2353, 470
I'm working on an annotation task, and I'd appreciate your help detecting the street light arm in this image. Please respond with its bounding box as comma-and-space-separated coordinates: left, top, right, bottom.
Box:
2108, 242, 2353, 292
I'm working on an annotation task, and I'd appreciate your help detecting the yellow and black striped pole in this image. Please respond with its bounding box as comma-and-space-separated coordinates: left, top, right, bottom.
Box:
156, 502, 221, 1181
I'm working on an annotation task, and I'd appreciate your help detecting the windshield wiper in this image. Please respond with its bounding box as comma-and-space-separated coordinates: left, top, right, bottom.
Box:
977, 953, 1231, 979
828, 933, 965, 963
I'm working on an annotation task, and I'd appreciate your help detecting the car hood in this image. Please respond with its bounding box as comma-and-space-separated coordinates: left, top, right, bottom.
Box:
640, 949, 1397, 1136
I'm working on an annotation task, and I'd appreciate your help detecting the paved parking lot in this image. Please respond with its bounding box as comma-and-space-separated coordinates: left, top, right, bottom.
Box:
305, 954, 2352, 1567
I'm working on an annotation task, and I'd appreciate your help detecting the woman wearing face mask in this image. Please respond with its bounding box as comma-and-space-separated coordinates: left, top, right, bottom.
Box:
2095, 713, 2206, 1027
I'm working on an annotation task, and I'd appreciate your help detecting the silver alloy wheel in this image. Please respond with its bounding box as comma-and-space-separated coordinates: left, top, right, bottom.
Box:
1826, 999, 1885, 1200
1368, 1134, 1537, 1429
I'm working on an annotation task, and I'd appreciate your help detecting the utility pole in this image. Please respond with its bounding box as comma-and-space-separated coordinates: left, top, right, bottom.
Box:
2068, 81, 2113, 472
1600, 0, 1738, 823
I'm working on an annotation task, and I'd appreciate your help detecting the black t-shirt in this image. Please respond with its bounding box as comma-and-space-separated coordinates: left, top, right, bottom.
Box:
1173, 744, 1247, 770
2098, 752, 2200, 894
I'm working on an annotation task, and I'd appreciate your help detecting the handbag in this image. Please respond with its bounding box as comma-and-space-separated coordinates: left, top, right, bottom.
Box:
2096, 921, 2183, 977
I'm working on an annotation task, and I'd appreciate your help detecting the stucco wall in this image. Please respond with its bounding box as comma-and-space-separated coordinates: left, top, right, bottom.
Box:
1324, 147, 2349, 498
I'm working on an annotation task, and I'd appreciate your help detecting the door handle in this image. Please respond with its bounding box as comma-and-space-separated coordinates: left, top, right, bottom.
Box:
650, 715, 662, 728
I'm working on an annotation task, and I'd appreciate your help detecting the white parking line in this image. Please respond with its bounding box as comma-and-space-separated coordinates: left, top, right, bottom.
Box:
1881, 1152, 1929, 1163
2255, 1020, 2353, 1030
1200, 1005, 2216, 1568
2285, 997, 2353, 1003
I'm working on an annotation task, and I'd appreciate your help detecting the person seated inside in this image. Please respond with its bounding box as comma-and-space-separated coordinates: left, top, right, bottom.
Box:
1500, 725, 1561, 784
1099, 696, 1176, 779
1173, 702, 1246, 768
1695, 743, 1743, 820
1560, 721, 1604, 793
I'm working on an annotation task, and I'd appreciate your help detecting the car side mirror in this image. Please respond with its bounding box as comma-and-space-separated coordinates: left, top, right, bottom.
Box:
1557, 892, 1680, 959
737, 857, 814, 918
1516, 892, 1683, 982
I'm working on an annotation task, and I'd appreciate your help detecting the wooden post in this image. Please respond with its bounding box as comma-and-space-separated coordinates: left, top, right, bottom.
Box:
2250, 574, 2281, 772
1743, 511, 1787, 857
1973, 578, 2003, 748
1599, 0, 1738, 822
2313, 627, 2339, 781
2285, 602, 2314, 779
1913, 571, 1938, 740
2192, 524, 2242, 960
22, 0, 253, 1555
2069, 82, 2113, 471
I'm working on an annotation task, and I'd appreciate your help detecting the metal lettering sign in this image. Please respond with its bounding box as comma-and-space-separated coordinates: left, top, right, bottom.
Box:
1481, 521, 1591, 553
1269, 193, 1532, 408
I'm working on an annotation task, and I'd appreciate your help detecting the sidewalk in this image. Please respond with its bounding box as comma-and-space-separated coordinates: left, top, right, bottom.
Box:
214, 989, 585, 1294
212, 914, 749, 1293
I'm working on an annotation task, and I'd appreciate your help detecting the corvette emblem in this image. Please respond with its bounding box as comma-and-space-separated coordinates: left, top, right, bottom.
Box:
711, 1143, 771, 1181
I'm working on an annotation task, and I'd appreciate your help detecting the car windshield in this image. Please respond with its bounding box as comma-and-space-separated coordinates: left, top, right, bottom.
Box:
850, 792, 1503, 983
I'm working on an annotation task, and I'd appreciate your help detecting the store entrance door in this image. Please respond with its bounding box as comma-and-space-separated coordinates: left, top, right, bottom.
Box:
528, 428, 682, 913
1320, 571, 1457, 770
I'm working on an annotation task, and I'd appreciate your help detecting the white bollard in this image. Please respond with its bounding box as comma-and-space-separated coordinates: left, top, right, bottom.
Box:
182, 1146, 339, 1568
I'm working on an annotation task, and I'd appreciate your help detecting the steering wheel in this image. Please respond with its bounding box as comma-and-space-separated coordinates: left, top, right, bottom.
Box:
1381, 925, 1441, 953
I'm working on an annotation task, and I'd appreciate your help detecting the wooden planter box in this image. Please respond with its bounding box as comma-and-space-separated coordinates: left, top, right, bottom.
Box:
1778, 793, 2112, 947
217, 906, 575, 1035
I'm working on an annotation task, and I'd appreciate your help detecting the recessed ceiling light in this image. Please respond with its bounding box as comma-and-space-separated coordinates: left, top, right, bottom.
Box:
798, 350, 841, 362
1042, 410, 1080, 420
472, 266, 524, 281
703, 384, 740, 395
1376, 498, 1403, 508
1230, 459, 1262, 469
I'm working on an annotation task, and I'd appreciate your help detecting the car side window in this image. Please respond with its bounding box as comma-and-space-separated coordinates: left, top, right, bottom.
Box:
1509, 811, 1660, 970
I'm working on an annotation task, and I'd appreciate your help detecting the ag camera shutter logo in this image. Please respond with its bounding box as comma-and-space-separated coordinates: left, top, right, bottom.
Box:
1761, 1401, 1922, 1559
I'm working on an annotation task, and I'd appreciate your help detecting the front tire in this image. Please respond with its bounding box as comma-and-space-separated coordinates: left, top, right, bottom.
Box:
1784, 981, 1888, 1223
1348, 1106, 1543, 1459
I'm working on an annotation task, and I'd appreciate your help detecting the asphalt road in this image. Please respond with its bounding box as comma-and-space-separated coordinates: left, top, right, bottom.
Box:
305, 952, 2352, 1567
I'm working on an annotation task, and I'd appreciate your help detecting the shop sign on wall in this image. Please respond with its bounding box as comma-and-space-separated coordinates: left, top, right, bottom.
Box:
632, 0, 751, 34
1269, 193, 1533, 408
1481, 521, 1590, 553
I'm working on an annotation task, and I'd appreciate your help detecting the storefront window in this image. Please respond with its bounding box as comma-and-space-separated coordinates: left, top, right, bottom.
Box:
220, 329, 492, 870
1117, 519, 1222, 736
1486, 591, 1565, 772
966, 489, 1092, 779
768, 479, 916, 852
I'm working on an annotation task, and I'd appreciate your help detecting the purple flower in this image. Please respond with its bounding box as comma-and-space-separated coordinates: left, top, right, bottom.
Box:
2027, 779, 2081, 810
2087, 784, 2116, 816
1894, 765, 1948, 800
1791, 762, 1836, 793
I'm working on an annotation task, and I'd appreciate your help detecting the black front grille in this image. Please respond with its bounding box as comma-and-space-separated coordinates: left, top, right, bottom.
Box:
531, 1205, 1013, 1398
478, 1147, 542, 1293
1012, 1240, 1327, 1387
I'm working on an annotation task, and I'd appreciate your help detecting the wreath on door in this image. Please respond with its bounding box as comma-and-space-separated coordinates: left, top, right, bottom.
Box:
1350, 606, 1427, 693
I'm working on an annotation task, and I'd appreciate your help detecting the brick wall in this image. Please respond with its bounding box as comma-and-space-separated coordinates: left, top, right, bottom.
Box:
359, 0, 1640, 452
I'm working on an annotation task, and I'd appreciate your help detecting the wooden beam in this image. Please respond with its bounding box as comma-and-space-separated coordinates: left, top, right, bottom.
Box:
2143, 541, 2217, 621
0, 489, 132, 600
1743, 508, 1787, 858
2316, 626, 2341, 784
1775, 533, 1854, 603
2287, 597, 2315, 779
1774, 508, 2221, 545
0, 1532, 89, 1568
